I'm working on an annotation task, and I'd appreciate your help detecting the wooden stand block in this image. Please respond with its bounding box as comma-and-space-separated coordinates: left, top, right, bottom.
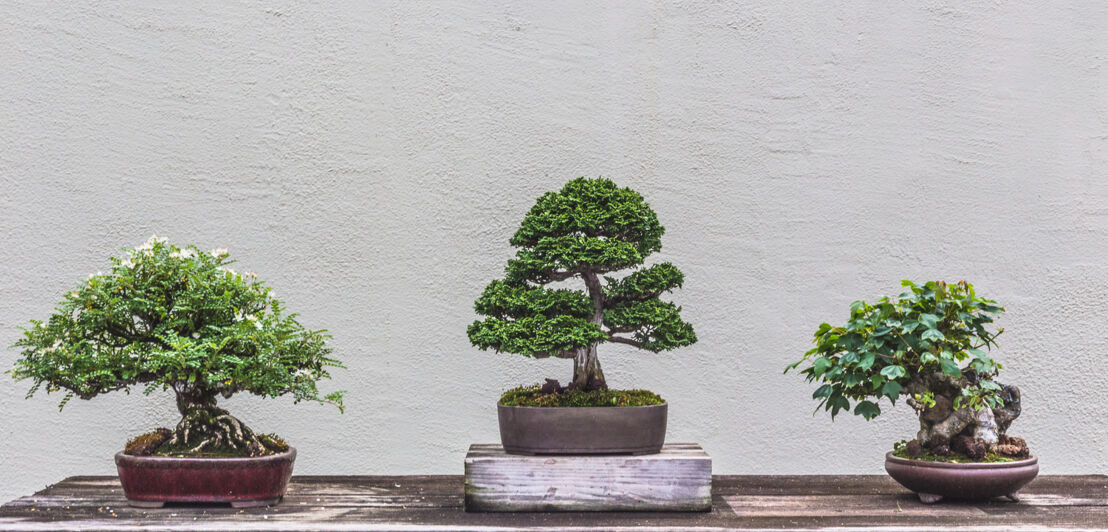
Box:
464, 443, 712, 512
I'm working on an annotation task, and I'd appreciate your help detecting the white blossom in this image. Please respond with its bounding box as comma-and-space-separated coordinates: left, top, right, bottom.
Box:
209, 247, 229, 258
169, 248, 197, 259
119, 257, 135, 269
134, 235, 167, 257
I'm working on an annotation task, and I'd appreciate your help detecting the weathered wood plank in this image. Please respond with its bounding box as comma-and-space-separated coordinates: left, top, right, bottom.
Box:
1, 474, 1105, 530
464, 443, 712, 512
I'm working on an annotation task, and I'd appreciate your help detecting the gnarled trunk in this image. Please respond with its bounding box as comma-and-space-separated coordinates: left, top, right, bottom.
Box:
571, 343, 606, 391
572, 270, 608, 391
904, 371, 1023, 454
161, 386, 275, 456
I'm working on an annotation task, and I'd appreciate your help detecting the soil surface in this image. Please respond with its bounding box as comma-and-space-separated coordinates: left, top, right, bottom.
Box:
499, 382, 664, 407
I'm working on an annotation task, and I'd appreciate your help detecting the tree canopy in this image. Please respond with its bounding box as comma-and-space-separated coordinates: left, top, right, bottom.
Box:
468, 178, 696, 389
786, 280, 1005, 421
9, 236, 344, 412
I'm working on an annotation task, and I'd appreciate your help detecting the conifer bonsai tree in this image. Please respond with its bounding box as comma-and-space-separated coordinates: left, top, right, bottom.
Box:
786, 280, 1029, 461
468, 178, 697, 405
9, 236, 344, 457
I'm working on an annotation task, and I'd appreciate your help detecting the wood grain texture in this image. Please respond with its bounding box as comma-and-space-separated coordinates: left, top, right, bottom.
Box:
0, 474, 1105, 530
464, 443, 712, 512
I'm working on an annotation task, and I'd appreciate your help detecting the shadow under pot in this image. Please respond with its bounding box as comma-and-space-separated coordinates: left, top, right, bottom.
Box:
498, 403, 667, 455
884, 452, 1039, 504
115, 448, 296, 508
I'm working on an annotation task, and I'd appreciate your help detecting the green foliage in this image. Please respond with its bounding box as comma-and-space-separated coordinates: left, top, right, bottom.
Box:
499, 385, 664, 407
9, 237, 345, 411
786, 280, 1004, 420
604, 263, 684, 302
468, 178, 696, 359
509, 178, 663, 255
468, 315, 609, 357
603, 299, 697, 352
474, 281, 593, 319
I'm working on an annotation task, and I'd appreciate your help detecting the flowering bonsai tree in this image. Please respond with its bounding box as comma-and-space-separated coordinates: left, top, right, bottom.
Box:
468, 178, 697, 398
9, 236, 344, 457
786, 280, 1028, 460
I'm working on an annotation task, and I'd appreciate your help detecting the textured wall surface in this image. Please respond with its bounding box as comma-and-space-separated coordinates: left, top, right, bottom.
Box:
1, 1, 1106, 504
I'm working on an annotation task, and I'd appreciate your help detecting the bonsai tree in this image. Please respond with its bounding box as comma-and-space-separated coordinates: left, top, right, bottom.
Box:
467, 177, 697, 395
786, 280, 1028, 460
9, 236, 344, 457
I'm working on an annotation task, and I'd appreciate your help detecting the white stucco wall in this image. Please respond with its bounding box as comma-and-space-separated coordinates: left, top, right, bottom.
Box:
1, 1, 1106, 504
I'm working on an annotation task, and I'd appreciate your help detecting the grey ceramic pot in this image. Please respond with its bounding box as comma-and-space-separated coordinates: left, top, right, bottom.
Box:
884, 452, 1039, 504
497, 402, 667, 455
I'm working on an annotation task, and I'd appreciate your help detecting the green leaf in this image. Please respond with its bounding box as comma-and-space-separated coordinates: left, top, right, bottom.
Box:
918, 313, 939, 329
812, 384, 833, 399
940, 358, 962, 377
880, 365, 906, 379
920, 328, 946, 342
812, 357, 833, 376
827, 394, 850, 418
857, 352, 876, 371
881, 381, 902, 400
854, 400, 881, 420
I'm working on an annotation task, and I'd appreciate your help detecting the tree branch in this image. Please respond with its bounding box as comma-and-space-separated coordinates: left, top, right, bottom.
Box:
546, 270, 577, 282
607, 335, 644, 348
605, 325, 637, 334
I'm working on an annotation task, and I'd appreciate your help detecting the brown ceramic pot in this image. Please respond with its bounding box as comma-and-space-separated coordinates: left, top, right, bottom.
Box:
884, 452, 1038, 504
115, 448, 296, 508
498, 402, 667, 455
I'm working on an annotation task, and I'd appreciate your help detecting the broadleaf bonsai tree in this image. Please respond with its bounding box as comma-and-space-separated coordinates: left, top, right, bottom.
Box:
9, 236, 344, 457
467, 178, 697, 399
786, 280, 1029, 461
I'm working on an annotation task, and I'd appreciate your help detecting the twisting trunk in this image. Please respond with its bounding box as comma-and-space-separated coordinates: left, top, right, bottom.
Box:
571, 344, 606, 391
160, 385, 278, 457
903, 371, 1024, 457
572, 270, 608, 391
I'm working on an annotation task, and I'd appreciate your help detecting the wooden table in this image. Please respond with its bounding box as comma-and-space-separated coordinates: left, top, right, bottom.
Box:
2, 475, 1105, 530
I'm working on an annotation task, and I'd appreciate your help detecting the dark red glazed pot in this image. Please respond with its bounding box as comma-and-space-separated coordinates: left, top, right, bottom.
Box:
115, 448, 295, 508
885, 452, 1038, 504
498, 403, 667, 455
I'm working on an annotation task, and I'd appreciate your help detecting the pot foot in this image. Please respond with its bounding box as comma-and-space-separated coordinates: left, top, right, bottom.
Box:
127, 500, 165, 508
917, 493, 943, 504
1006, 491, 1021, 502
231, 498, 281, 508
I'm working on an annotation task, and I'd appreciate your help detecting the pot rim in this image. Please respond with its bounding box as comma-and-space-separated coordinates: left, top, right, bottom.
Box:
116, 447, 296, 464
496, 401, 668, 410
885, 451, 1036, 469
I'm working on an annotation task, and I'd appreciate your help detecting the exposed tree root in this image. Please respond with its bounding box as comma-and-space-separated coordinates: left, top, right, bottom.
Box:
903, 370, 1028, 458
159, 405, 281, 457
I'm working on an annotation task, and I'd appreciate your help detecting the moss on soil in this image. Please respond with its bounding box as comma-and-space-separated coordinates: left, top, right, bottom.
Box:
499, 385, 664, 407
892, 442, 1017, 463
